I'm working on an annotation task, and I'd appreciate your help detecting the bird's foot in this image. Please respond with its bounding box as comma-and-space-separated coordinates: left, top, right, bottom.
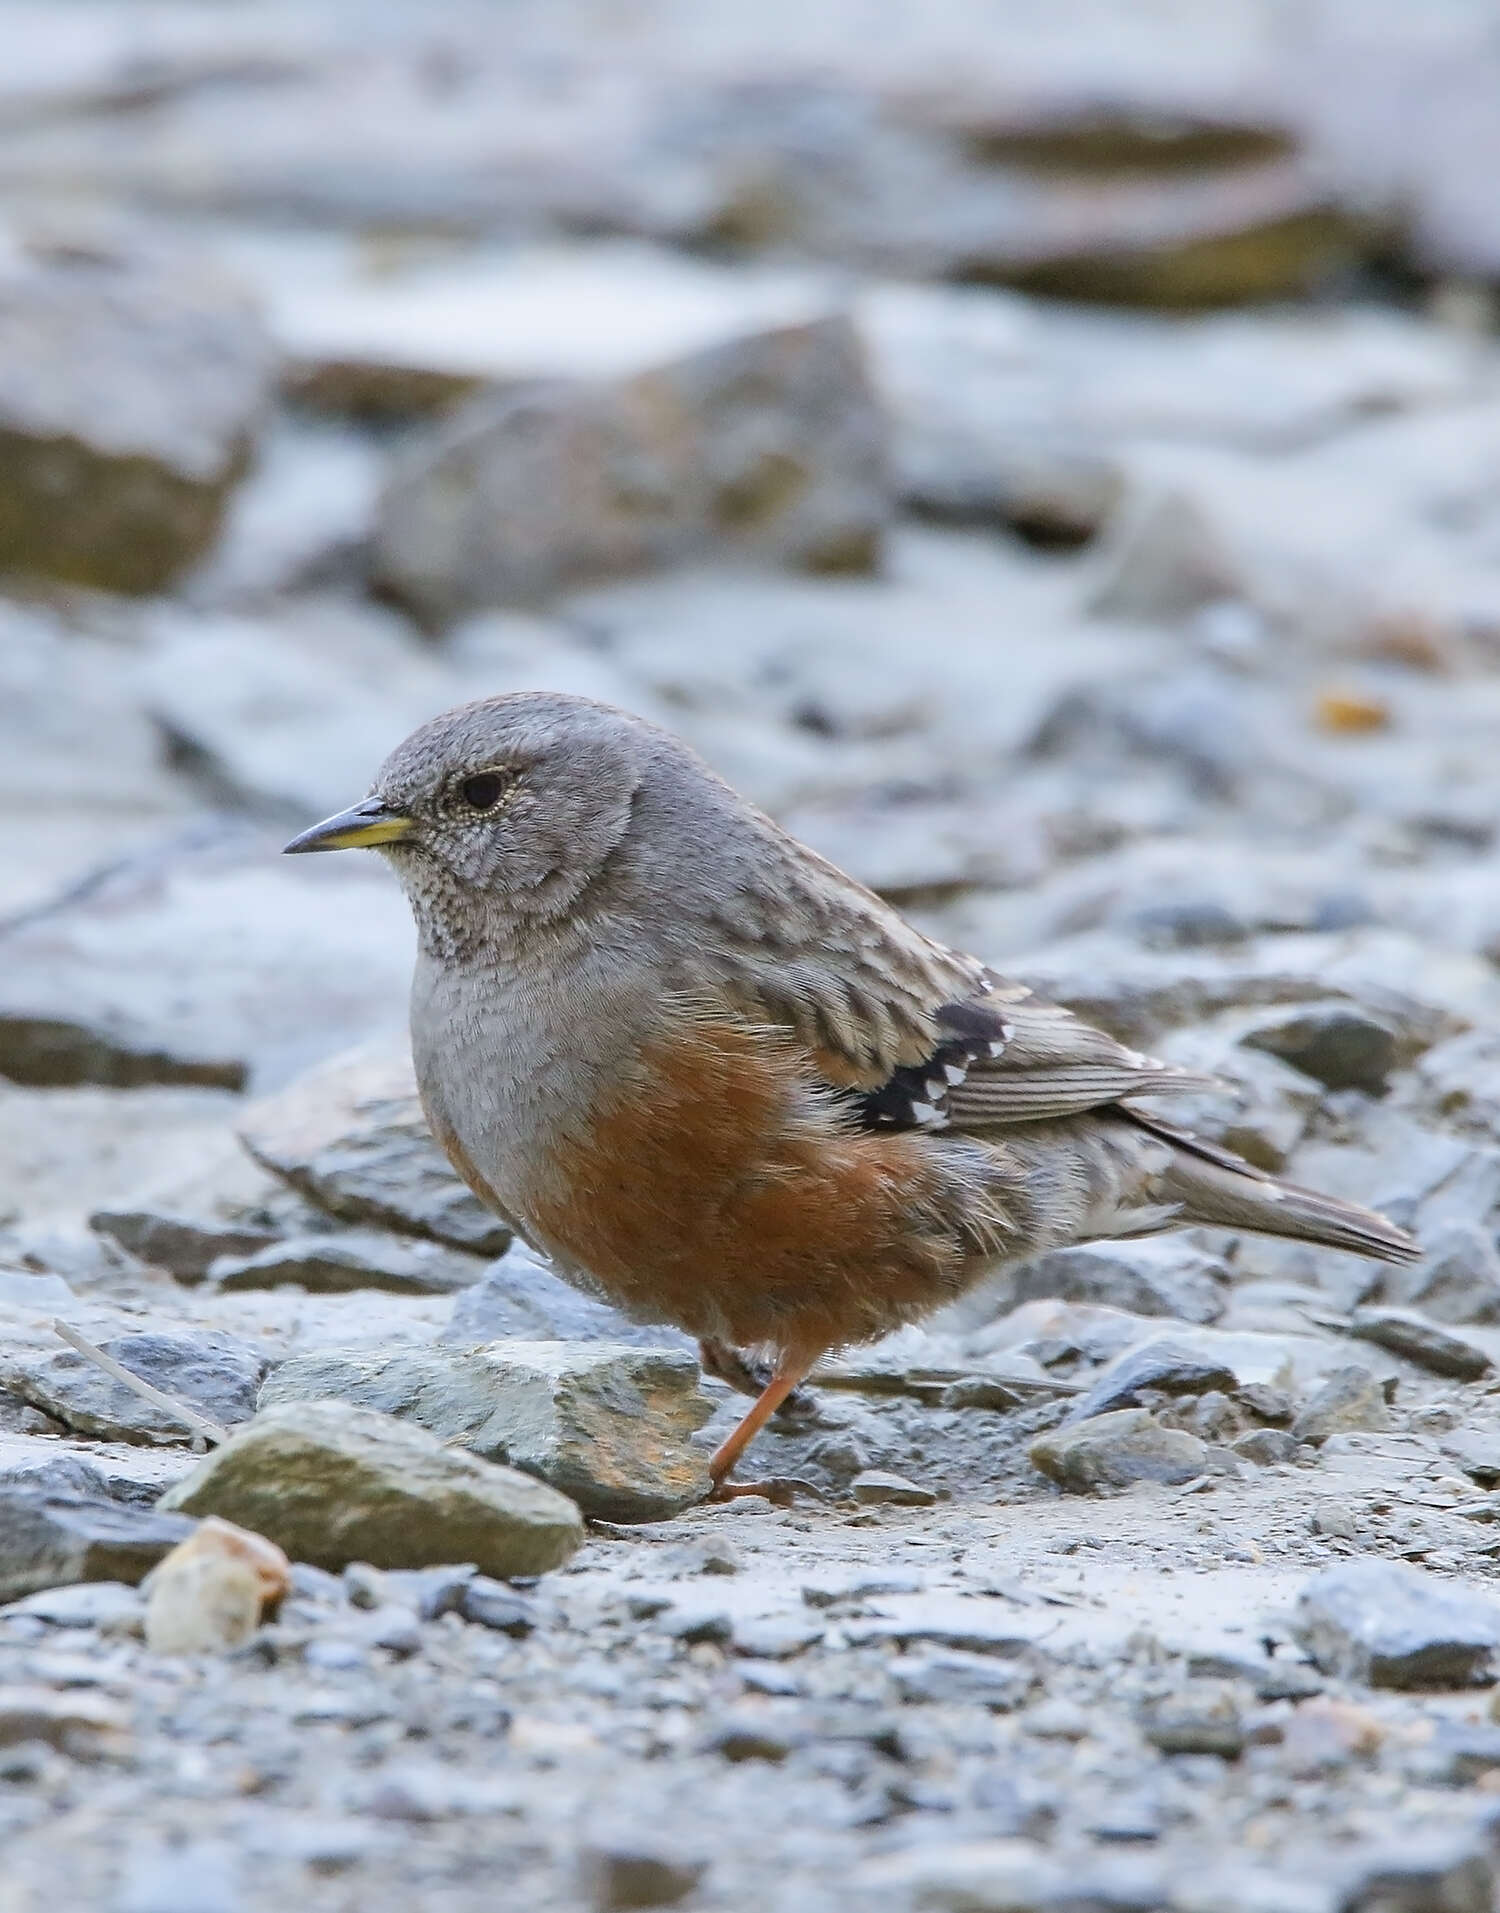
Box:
705, 1475, 826, 1508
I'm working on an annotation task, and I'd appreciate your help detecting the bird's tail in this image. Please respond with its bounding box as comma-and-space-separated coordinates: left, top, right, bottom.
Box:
1124, 1108, 1421, 1266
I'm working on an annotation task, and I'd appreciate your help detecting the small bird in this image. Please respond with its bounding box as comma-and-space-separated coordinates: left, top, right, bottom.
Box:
286, 693, 1419, 1500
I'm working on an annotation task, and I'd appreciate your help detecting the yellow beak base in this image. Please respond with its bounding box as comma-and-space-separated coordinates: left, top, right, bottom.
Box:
282, 800, 415, 855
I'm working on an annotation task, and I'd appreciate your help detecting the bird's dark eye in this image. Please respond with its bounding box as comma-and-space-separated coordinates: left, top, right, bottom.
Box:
459, 772, 507, 812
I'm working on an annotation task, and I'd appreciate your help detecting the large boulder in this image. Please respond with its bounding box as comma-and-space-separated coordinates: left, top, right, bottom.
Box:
373, 315, 889, 624
0, 238, 274, 593
160, 1400, 583, 1577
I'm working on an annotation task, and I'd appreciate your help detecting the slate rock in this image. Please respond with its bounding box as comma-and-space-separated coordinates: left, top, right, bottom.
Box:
1030, 1409, 1209, 1492
0, 1487, 194, 1602
373, 315, 889, 624
1441, 1428, 1500, 1488
857, 1839, 1071, 1911
0, 1010, 247, 1092
1336, 1833, 1494, 1913
238, 1039, 511, 1256
136, 602, 461, 821
850, 1470, 936, 1507
0, 1432, 192, 1508
89, 1207, 279, 1282
210, 1231, 484, 1296
1407, 1721, 1500, 1788
1386, 1223, 1500, 1327
15, 1331, 268, 1446
1186, 1650, 1324, 1703
1140, 1683, 1245, 1758
1233, 1428, 1299, 1466
159, 1401, 583, 1578
444, 1240, 693, 1349
1291, 1367, 1391, 1447
459, 1577, 538, 1637
0, 1686, 131, 1759
1088, 486, 1244, 624
268, 237, 831, 416
259, 1342, 713, 1522
1, 1580, 146, 1630
1239, 1001, 1403, 1093
1295, 1558, 1500, 1689
1066, 1339, 1238, 1424
0, 241, 273, 593
0, 828, 414, 1094
579, 1835, 707, 1911
891, 1650, 1037, 1711
728, 1615, 824, 1661
995, 1237, 1228, 1325
1348, 1307, 1491, 1381
1235, 1383, 1297, 1426
0, 1268, 74, 1312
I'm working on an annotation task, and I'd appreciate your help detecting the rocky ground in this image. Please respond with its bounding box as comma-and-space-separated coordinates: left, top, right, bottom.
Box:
10, 3, 1500, 1909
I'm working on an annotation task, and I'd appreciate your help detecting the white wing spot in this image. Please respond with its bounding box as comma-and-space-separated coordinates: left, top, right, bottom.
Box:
910, 1101, 941, 1125
987, 1040, 1006, 1057
944, 1063, 967, 1085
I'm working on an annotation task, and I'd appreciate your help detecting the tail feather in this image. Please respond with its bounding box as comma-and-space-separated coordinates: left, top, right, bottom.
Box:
1123, 1108, 1421, 1267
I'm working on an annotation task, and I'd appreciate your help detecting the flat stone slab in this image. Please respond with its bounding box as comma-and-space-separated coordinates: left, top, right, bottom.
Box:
210, 1231, 484, 1296
14, 1330, 269, 1446
89, 1207, 280, 1281
443, 1240, 695, 1350
260, 1341, 713, 1523
0, 829, 414, 1094
160, 1400, 583, 1578
0, 1487, 194, 1603
1294, 1558, 1500, 1689
1348, 1307, 1492, 1381
238, 1038, 511, 1256
1065, 1338, 1239, 1424
0, 1432, 195, 1507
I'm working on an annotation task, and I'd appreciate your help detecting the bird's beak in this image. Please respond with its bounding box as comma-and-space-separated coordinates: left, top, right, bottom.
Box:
282, 797, 415, 855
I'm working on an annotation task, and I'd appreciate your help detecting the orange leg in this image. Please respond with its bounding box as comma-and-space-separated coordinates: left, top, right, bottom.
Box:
707, 1351, 821, 1503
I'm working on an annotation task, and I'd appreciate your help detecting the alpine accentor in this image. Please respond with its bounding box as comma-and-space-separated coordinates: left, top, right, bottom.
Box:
286, 693, 1418, 1498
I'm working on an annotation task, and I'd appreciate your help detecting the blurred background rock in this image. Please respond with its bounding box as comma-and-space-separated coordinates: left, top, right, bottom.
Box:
6, 0, 1500, 1236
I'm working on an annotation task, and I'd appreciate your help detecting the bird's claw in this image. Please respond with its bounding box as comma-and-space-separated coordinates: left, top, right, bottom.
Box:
706, 1474, 826, 1508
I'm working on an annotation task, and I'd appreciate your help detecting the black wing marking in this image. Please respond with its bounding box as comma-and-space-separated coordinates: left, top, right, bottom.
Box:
852, 994, 1014, 1131
847, 978, 1220, 1135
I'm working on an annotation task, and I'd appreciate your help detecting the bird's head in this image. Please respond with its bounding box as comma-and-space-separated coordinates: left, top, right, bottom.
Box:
283, 691, 654, 952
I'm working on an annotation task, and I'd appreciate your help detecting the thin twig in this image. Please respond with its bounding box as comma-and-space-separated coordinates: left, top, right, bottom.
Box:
52, 1320, 229, 1446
